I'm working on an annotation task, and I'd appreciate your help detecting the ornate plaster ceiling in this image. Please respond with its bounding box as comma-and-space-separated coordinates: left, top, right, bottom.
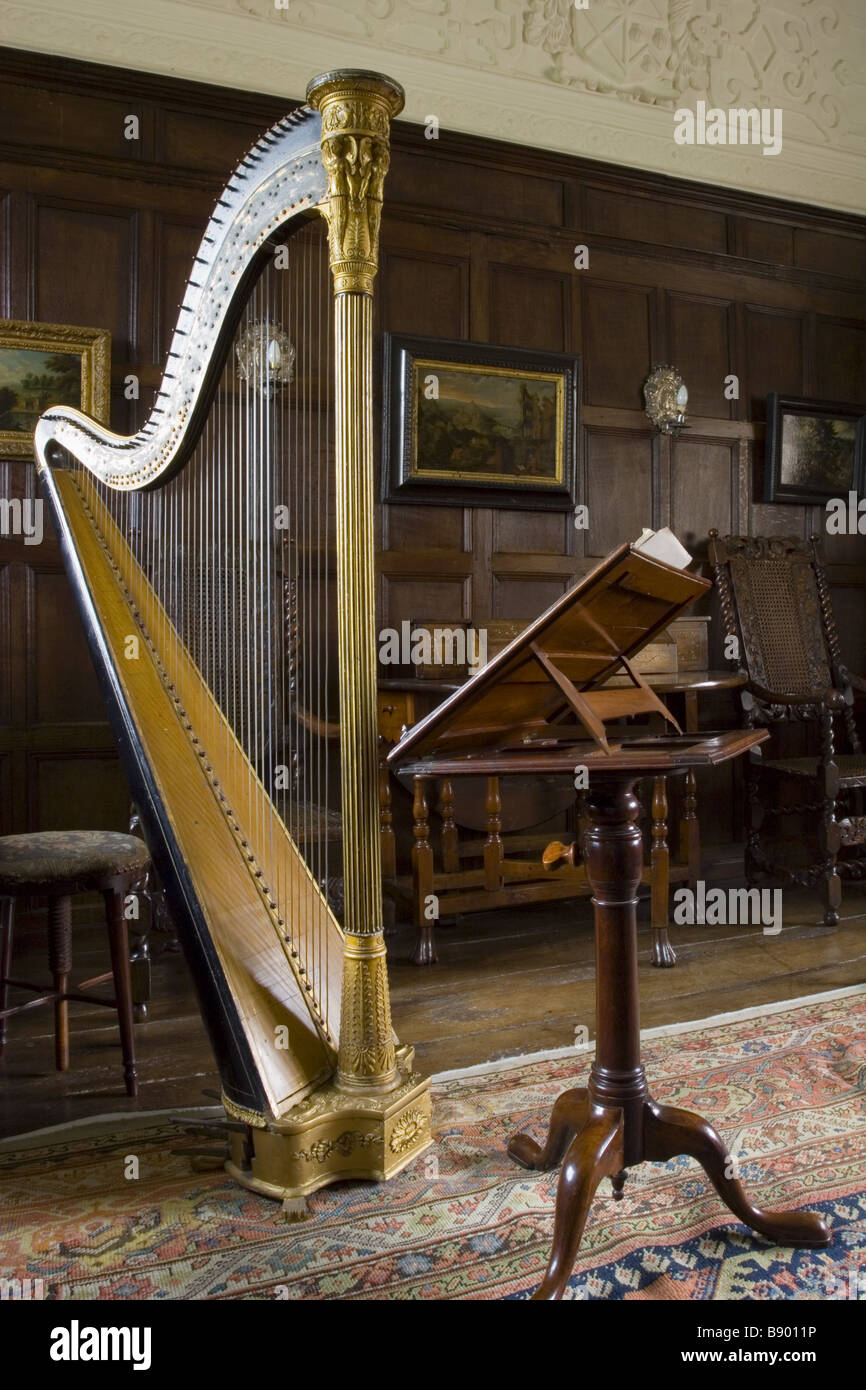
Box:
2, 0, 864, 213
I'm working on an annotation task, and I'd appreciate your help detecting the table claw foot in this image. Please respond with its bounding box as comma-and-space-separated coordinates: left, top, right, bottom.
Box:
508, 1087, 589, 1172
644, 1100, 831, 1248
532, 1108, 624, 1301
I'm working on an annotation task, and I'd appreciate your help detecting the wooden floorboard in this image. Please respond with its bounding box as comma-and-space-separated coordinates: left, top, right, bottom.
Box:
1, 885, 865, 1138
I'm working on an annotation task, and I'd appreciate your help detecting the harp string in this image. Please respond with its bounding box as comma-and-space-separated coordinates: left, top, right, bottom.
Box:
79, 223, 336, 1015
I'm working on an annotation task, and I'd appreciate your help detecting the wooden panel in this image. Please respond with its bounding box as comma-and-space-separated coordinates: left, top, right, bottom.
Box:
738, 219, 794, 266
585, 187, 727, 254
32, 753, 130, 832
815, 319, 866, 404
829, 586, 866, 678
0, 751, 11, 836
671, 438, 735, 557
0, 562, 12, 726
381, 575, 468, 628
493, 511, 569, 554
388, 151, 565, 228
0, 190, 10, 316
385, 506, 464, 553
744, 306, 804, 416
795, 229, 866, 281
822, 524, 866, 566
585, 430, 653, 556
582, 282, 653, 409
749, 501, 808, 540
380, 251, 468, 338
161, 110, 258, 174
491, 574, 570, 620
0, 80, 143, 161
31, 568, 106, 725
156, 217, 203, 359
35, 200, 135, 359
489, 265, 570, 351
667, 293, 734, 419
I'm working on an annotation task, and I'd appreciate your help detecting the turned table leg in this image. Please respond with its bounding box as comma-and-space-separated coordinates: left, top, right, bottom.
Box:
440, 778, 459, 875
509, 769, 829, 1301
650, 775, 675, 968
411, 775, 436, 965
484, 777, 504, 892
682, 690, 701, 886
379, 748, 397, 882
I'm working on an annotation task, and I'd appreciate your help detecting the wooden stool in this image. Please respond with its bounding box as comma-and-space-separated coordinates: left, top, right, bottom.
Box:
0, 831, 151, 1097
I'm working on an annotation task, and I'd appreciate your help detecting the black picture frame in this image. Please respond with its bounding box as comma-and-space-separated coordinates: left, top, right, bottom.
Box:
382, 333, 580, 511
764, 392, 866, 505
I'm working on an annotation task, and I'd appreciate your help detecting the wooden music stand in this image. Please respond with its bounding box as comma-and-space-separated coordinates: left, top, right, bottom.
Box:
389, 541, 830, 1300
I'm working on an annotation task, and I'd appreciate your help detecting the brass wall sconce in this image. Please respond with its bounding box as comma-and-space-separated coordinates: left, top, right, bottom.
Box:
235, 320, 296, 395
643, 365, 688, 434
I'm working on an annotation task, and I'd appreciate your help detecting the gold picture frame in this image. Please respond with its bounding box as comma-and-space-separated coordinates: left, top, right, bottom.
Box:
0, 319, 111, 458
382, 334, 579, 512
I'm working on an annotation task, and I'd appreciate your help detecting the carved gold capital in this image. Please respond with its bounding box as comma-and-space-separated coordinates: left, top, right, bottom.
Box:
306, 70, 404, 295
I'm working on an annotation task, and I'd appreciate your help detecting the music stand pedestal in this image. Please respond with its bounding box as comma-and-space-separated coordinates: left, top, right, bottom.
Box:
508, 766, 831, 1299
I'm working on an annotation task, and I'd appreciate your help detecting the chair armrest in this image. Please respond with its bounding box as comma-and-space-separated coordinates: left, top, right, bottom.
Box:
743, 682, 849, 711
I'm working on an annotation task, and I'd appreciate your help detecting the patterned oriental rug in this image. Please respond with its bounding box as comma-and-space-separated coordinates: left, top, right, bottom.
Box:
1, 989, 864, 1301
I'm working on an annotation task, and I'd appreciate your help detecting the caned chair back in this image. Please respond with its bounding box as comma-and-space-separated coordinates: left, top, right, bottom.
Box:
708, 534, 833, 700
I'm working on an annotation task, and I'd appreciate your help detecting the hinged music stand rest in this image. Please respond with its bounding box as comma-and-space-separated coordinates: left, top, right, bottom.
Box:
389, 543, 831, 1300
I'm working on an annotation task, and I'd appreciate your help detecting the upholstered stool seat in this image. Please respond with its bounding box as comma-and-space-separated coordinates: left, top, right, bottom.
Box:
0, 830, 151, 1097
0, 831, 150, 893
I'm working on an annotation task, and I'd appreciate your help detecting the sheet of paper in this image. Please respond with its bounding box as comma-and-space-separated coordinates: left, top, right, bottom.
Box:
632, 526, 692, 570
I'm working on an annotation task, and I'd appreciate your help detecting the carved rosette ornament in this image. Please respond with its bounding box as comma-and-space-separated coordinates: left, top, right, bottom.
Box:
306, 71, 405, 296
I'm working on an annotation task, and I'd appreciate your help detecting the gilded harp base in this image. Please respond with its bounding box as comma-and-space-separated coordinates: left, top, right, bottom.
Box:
223, 1048, 432, 1200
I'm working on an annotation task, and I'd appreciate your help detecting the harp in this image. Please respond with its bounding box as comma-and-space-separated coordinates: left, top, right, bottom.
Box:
34, 71, 431, 1200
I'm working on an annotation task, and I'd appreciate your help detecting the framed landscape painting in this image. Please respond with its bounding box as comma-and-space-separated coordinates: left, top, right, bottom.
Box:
0, 320, 111, 458
764, 392, 866, 505
382, 334, 579, 511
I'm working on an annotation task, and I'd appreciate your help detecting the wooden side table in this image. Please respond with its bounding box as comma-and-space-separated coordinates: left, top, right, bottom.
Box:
379, 671, 745, 967
395, 735, 830, 1300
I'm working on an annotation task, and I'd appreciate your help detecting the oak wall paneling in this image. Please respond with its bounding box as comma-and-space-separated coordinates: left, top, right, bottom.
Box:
0, 45, 864, 859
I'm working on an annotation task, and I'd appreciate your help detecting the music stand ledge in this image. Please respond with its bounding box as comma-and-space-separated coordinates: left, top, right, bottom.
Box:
396, 733, 831, 1299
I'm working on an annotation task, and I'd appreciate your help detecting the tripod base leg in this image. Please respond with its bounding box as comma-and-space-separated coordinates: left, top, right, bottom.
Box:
644, 1099, 830, 1248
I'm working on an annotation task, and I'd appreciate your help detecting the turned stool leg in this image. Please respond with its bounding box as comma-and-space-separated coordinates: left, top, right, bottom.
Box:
47, 895, 73, 1072
104, 887, 138, 1097
0, 897, 14, 1056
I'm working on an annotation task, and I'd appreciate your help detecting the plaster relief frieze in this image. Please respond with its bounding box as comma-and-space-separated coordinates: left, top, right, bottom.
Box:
228, 0, 863, 148
2, 0, 864, 213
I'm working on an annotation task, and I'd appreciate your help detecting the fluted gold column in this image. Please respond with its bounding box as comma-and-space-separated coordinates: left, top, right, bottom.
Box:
307, 71, 404, 1093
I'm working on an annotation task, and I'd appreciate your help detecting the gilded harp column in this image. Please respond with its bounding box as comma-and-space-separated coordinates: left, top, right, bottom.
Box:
307, 72, 404, 1095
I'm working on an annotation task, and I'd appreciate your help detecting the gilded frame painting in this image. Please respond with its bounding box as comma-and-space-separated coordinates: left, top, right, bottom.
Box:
0, 320, 111, 458
383, 334, 579, 511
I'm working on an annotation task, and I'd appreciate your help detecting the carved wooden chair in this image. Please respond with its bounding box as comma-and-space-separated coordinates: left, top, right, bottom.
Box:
708, 531, 866, 924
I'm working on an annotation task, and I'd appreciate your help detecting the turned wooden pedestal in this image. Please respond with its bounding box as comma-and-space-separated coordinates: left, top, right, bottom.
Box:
508, 769, 831, 1300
